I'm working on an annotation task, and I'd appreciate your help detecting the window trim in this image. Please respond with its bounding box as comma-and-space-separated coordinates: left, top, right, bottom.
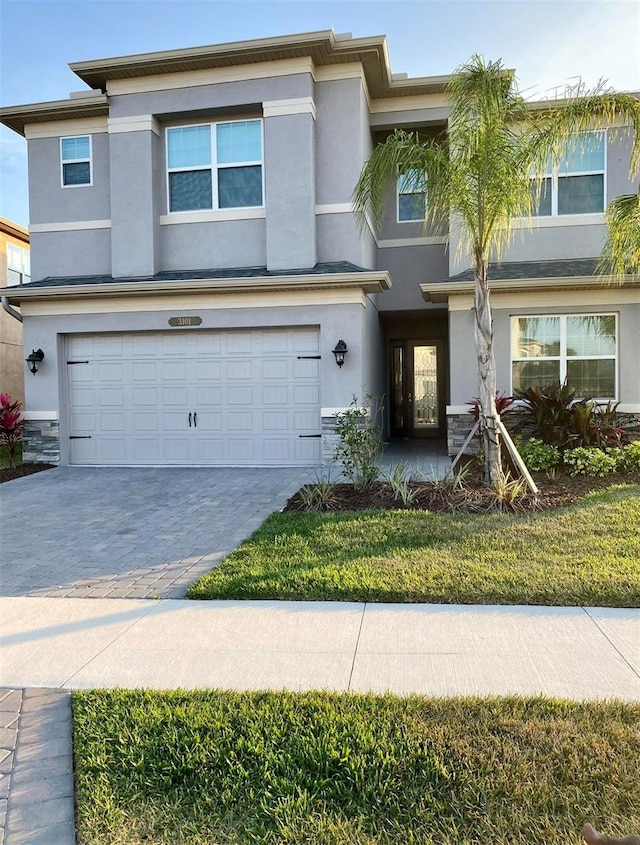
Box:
6, 242, 31, 287
60, 134, 93, 188
530, 130, 607, 217
396, 168, 427, 224
510, 312, 618, 400
165, 118, 265, 215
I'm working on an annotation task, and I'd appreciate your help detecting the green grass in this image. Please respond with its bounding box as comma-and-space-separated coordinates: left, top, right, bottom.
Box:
73, 690, 640, 845
188, 485, 640, 607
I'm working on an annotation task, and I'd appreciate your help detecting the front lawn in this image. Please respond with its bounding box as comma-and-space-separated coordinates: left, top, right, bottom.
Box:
73, 690, 640, 845
188, 485, 640, 606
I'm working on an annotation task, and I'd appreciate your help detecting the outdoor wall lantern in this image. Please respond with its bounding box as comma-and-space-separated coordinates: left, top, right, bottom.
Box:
25, 349, 44, 375
332, 340, 348, 368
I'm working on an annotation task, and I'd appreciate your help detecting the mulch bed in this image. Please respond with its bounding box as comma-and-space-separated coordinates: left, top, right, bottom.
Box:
284, 466, 640, 513
0, 463, 55, 484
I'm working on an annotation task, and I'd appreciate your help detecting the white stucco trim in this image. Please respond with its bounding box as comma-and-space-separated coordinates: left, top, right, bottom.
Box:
25, 117, 108, 139
370, 93, 448, 114
107, 115, 160, 135
511, 213, 604, 229
378, 236, 447, 248
30, 219, 111, 233
315, 203, 354, 215
106, 57, 315, 95
447, 288, 640, 311
22, 411, 59, 421
159, 208, 266, 225
263, 97, 316, 120
321, 407, 353, 416
618, 404, 640, 413
19, 288, 370, 316
315, 64, 366, 83
446, 406, 473, 415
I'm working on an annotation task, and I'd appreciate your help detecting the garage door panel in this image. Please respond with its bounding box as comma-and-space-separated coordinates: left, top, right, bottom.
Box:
133, 388, 158, 406
68, 328, 320, 466
227, 387, 253, 405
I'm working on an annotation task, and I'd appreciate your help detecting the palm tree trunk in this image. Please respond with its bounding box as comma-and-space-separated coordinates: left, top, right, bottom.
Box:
474, 261, 501, 485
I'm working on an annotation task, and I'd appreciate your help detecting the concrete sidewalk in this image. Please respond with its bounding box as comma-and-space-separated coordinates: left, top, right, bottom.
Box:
1, 597, 638, 700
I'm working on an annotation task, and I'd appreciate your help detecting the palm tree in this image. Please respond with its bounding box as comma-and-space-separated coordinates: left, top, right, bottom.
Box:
599, 190, 640, 277
353, 56, 640, 485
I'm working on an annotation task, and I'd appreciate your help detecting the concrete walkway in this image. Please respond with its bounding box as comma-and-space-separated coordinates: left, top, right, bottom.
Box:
2, 598, 638, 700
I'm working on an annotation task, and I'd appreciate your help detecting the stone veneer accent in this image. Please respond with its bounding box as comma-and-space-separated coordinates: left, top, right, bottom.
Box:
447, 412, 479, 457
22, 420, 60, 464
321, 414, 340, 465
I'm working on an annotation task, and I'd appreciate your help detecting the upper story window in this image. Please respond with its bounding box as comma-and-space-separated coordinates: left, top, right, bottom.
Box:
6, 243, 30, 287
166, 119, 263, 213
531, 131, 605, 216
61, 135, 92, 187
511, 314, 617, 399
397, 169, 427, 222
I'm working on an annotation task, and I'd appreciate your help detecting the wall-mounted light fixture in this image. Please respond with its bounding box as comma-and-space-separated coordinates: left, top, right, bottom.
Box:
25, 348, 44, 375
332, 340, 348, 368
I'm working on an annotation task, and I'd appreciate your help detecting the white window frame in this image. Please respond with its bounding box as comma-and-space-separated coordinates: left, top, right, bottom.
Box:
531, 130, 607, 217
165, 118, 265, 215
396, 168, 427, 223
6, 242, 30, 287
60, 135, 92, 188
510, 312, 618, 400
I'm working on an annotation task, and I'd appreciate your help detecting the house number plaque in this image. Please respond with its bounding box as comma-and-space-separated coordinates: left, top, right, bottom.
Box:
168, 316, 202, 327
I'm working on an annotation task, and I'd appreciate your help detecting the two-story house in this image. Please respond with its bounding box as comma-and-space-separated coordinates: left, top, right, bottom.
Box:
1, 30, 638, 466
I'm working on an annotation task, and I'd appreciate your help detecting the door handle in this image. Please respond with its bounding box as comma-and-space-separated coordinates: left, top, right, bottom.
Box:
188, 412, 192, 428
193, 412, 197, 428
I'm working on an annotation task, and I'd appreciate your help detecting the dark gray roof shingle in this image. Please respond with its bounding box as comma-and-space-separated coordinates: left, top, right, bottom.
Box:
449, 258, 600, 282
21, 261, 369, 289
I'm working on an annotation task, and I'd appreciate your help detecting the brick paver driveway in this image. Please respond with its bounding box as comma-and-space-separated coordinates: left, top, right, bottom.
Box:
0, 466, 312, 599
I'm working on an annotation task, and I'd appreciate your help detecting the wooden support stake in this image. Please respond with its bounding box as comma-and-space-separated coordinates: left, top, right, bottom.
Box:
496, 417, 539, 494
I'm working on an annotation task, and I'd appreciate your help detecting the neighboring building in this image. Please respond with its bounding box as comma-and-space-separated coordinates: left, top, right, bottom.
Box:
0, 217, 29, 406
0, 30, 638, 466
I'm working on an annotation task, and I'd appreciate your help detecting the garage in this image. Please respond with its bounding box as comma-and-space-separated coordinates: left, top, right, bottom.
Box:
66, 327, 321, 465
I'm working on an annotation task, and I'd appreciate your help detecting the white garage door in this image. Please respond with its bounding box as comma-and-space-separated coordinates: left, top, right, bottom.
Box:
67, 328, 321, 465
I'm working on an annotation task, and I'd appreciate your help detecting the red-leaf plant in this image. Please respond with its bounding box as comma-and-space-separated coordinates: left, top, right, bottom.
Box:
0, 394, 26, 469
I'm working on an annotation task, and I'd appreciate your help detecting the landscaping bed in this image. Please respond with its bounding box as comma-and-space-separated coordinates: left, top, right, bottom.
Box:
73, 689, 640, 845
0, 462, 54, 484
285, 467, 640, 512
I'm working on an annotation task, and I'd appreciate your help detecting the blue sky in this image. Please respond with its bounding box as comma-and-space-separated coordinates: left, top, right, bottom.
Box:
1, 0, 639, 227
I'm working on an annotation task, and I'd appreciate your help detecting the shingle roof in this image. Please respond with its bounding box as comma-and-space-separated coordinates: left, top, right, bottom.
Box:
448, 258, 600, 282
21, 261, 369, 289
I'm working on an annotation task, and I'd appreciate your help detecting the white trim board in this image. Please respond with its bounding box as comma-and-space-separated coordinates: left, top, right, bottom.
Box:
107, 115, 160, 135
263, 97, 316, 120
30, 219, 111, 233
25, 117, 108, 139
22, 411, 59, 421
160, 208, 266, 225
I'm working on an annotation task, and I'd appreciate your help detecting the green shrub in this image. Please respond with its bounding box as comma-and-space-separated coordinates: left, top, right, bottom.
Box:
298, 474, 341, 512
333, 395, 385, 490
614, 441, 640, 472
513, 437, 560, 471
563, 447, 618, 476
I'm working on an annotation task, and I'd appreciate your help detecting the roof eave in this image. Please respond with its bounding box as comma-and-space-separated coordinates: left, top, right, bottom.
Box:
0, 95, 109, 136
421, 274, 640, 303
8, 270, 392, 304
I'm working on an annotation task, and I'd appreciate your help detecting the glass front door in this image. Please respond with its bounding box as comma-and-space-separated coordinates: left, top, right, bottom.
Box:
390, 340, 444, 438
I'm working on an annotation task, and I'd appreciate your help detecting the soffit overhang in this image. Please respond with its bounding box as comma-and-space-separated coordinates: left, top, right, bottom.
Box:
6, 271, 392, 305
69, 30, 451, 99
0, 95, 109, 136
421, 275, 640, 304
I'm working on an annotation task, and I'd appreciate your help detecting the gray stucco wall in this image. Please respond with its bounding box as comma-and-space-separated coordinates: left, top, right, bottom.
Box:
108, 74, 313, 119
377, 244, 449, 311
315, 77, 366, 205
110, 129, 159, 277
265, 111, 316, 271
159, 219, 267, 270
28, 133, 111, 225
29, 229, 111, 281
448, 300, 640, 406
